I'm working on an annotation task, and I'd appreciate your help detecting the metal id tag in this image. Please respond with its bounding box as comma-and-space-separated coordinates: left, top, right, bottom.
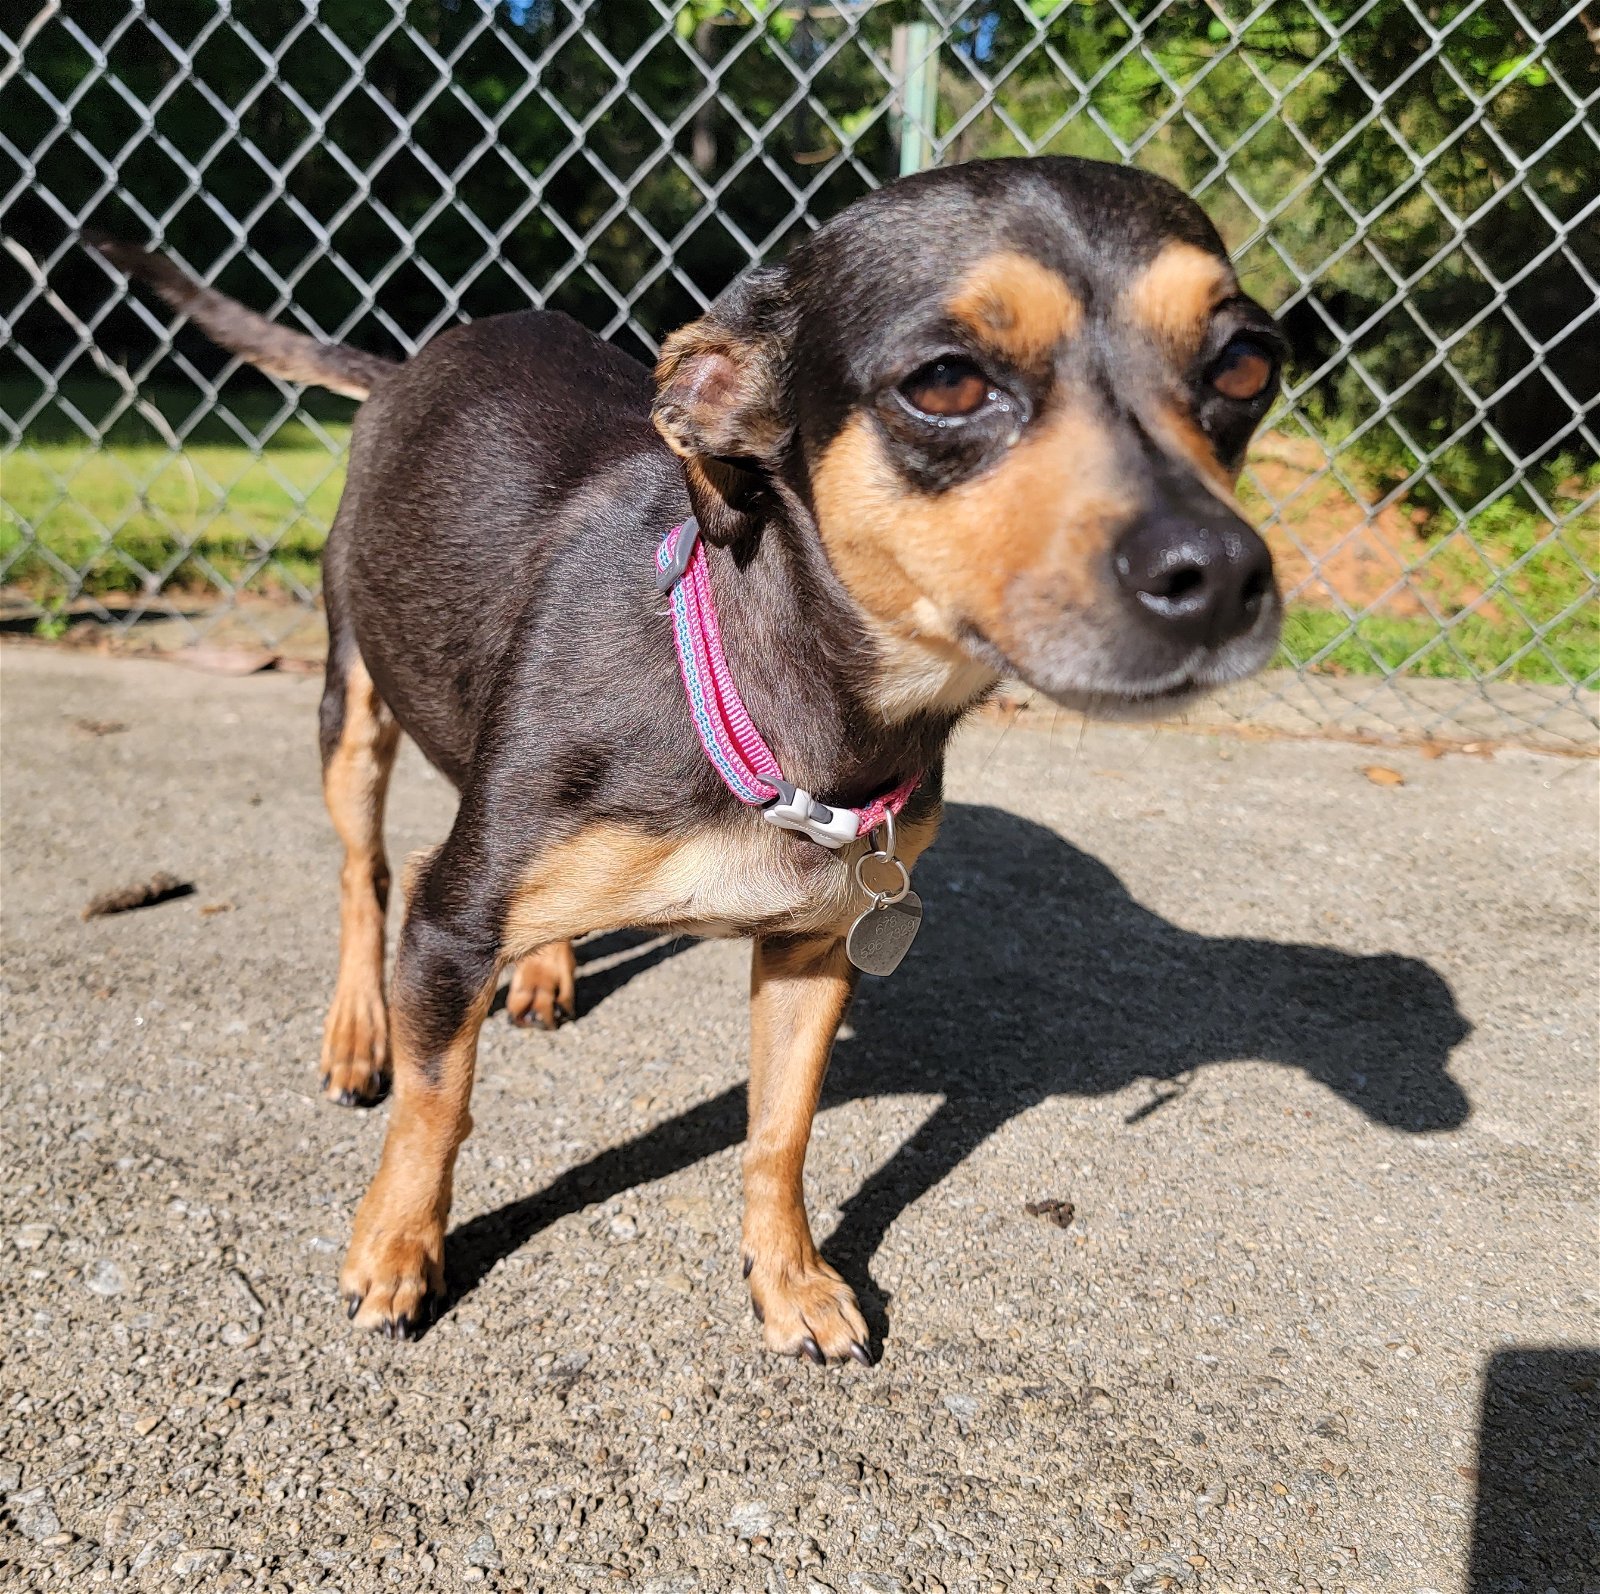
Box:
846, 890, 923, 975
845, 812, 923, 976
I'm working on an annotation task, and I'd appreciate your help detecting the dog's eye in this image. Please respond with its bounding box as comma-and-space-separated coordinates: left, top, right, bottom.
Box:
1208, 338, 1276, 402
901, 357, 991, 418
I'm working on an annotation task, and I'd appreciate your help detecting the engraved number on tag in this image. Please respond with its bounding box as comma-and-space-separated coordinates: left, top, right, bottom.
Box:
846, 890, 922, 976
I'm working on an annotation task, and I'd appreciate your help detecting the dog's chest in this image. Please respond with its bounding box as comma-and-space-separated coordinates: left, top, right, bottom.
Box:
505, 817, 876, 951
650, 822, 863, 939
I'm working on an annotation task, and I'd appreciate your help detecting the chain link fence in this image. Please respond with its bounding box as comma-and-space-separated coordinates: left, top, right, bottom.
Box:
2, 1, 1596, 745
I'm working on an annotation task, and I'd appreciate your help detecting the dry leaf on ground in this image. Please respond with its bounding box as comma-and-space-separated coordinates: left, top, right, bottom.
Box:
1361, 765, 1406, 787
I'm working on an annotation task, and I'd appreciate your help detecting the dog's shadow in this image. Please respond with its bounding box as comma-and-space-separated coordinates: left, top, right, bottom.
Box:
445, 802, 1472, 1344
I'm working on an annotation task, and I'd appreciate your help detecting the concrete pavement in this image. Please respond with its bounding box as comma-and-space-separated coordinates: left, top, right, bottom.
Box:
1, 643, 1595, 1592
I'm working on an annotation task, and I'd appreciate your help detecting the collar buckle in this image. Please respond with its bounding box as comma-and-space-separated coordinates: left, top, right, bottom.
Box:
762, 779, 861, 849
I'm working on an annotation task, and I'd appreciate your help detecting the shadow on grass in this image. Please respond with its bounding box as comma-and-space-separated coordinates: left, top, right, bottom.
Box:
0, 377, 357, 449
0, 598, 214, 634
441, 801, 1473, 1349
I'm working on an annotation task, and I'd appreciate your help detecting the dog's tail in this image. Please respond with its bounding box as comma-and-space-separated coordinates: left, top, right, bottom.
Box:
92, 239, 397, 402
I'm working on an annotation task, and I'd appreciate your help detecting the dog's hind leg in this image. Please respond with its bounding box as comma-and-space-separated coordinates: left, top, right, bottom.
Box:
506, 940, 578, 1029
318, 642, 401, 1106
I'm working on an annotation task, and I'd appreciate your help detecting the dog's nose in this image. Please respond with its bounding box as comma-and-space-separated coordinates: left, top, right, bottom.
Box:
1113, 508, 1274, 648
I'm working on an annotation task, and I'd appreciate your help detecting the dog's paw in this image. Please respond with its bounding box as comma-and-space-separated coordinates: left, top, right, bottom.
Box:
745, 1250, 871, 1366
506, 941, 578, 1031
340, 1215, 443, 1339
320, 982, 389, 1106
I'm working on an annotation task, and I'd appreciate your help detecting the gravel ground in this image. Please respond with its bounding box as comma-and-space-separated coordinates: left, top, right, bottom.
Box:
2, 644, 1596, 1594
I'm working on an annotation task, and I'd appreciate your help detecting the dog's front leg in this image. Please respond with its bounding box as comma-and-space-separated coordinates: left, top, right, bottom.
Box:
742, 933, 870, 1365
340, 849, 500, 1337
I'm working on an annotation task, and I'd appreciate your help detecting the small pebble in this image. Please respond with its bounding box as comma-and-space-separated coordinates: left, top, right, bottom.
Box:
172, 1547, 229, 1576
8, 1486, 61, 1541
463, 1529, 500, 1569
83, 1259, 127, 1297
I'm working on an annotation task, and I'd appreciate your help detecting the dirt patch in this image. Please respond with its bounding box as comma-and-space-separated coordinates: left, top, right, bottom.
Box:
1245, 432, 1493, 621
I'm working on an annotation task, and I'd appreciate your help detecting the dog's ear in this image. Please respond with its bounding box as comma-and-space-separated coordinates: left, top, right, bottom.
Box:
653, 265, 792, 546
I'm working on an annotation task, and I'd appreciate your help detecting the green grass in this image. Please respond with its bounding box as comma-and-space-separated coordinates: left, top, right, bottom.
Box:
1281, 603, 1595, 687
0, 380, 354, 600
2, 380, 1596, 689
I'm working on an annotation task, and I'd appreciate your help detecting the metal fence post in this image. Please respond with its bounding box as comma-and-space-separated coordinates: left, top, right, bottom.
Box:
893, 20, 939, 177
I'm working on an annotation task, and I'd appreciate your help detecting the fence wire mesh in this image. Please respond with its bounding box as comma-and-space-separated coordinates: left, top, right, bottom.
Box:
2, 1, 1596, 745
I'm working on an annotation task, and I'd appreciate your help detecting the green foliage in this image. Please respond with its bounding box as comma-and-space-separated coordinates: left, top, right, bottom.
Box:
7, 1, 1593, 476
1279, 598, 1596, 688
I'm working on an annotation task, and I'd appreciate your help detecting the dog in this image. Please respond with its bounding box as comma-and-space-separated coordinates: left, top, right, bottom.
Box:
100, 155, 1285, 1362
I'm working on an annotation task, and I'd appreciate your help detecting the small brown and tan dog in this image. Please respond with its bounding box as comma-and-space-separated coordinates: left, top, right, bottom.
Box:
101, 154, 1285, 1364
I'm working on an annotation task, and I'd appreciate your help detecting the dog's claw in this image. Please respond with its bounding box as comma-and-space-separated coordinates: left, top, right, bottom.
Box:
849, 1341, 873, 1366
325, 1076, 388, 1109
751, 1298, 764, 1324
349, 1299, 431, 1340
741, 1255, 753, 1279
800, 1336, 825, 1366
509, 999, 574, 1032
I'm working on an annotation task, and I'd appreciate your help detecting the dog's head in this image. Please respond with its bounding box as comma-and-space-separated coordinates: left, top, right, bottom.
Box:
653, 157, 1285, 719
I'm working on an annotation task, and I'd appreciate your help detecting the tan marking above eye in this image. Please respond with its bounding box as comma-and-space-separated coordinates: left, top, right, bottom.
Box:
1211, 342, 1273, 401
903, 359, 989, 417
1123, 240, 1238, 355
947, 251, 1082, 364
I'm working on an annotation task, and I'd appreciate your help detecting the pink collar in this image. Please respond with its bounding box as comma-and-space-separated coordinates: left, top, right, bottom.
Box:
655, 517, 918, 849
